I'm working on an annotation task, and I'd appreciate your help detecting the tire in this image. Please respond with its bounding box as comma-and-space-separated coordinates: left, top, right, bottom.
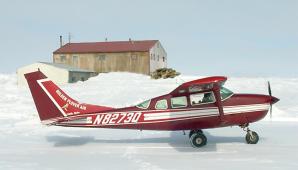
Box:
189, 129, 203, 138
245, 131, 259, 144
190, 132, 207, 148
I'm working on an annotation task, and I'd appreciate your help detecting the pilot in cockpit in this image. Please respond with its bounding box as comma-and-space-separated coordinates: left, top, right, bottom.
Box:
202, 93, 213, 103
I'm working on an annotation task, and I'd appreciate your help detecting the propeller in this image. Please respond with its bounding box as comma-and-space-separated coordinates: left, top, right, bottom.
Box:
268, 81, 272, 119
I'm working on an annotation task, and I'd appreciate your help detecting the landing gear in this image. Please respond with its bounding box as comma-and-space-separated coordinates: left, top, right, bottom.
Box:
189, 129, 203, 138
240, 124, 259, 144
189, 130, 207, 148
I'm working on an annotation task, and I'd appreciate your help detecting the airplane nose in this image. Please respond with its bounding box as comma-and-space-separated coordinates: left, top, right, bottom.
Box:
270, 96, 279, 105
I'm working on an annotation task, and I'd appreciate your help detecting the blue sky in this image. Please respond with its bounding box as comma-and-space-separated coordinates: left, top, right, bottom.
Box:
0, 0, 297, 77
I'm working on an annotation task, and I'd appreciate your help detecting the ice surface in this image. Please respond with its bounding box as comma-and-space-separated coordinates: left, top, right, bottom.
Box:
0, 73, 297, 170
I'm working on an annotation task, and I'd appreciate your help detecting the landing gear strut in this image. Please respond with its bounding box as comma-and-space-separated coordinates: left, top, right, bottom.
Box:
240, 124, 259, 144
189, 130, 207, 148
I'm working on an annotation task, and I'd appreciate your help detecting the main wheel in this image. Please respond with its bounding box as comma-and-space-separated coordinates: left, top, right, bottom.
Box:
189, 129, 203, 138
245, 131, 259, 144
189, 132, 207, 148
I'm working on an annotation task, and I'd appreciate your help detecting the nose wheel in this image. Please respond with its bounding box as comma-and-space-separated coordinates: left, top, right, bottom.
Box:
240, 124, 259, 144
189, 130, 207, 148
245, 131, 259, 144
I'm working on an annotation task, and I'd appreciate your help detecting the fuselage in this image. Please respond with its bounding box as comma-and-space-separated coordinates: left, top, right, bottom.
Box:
56, 88, 277, 131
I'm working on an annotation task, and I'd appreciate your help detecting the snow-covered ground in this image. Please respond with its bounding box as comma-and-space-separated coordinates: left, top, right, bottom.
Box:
0, 73, 297, 170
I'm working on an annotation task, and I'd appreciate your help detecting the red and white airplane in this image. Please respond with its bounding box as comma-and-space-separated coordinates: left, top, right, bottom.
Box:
25, 70, 279, 148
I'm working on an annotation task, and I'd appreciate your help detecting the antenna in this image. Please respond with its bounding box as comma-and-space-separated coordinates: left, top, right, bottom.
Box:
68, 32, 71, 43
59, 35, 63, 47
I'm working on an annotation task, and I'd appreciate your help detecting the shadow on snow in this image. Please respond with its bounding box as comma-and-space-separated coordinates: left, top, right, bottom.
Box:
46, 130, 246, 152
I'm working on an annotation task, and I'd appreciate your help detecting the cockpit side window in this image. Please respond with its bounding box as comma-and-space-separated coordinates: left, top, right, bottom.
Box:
220, 87, 233, 100
136, 100, 151, 109
190, 92, 215, 105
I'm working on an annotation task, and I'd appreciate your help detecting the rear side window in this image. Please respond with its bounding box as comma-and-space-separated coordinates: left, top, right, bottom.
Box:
155, 99, 168, 110
136, 100, 151, 109
171, 96, 187, 108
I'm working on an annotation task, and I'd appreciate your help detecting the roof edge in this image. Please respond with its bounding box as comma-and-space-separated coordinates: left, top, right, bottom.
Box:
53, 40, 159, 54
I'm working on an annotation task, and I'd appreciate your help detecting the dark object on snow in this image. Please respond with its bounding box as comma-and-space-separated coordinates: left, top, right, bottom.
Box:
151, 68, 180, 79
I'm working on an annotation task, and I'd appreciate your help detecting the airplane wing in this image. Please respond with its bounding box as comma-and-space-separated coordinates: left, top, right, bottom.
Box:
170, 76, 227, 96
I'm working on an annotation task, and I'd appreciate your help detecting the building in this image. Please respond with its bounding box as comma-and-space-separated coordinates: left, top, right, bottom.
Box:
17, 62, 97, 86
53, 40, 167, 75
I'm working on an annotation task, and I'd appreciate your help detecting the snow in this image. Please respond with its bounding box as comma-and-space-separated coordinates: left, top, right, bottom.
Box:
1, 72, 298, 170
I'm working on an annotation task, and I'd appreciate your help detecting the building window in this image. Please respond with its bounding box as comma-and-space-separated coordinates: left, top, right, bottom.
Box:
60, 56, 66, 63
131, 54, 137, 60
163, 57, 165, 62
72, 56, 79, 67
98, 55, 106, 61
157, 55, 159, 61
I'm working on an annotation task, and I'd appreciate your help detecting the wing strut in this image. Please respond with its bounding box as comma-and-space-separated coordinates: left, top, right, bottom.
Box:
213, 83, 224, 122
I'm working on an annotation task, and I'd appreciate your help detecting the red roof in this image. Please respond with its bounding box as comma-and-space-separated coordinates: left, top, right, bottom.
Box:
53, 40, 158, 54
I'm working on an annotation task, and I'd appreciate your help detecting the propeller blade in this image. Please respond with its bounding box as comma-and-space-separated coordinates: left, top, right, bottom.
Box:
268, 81, 272, 96
268, 81, 273, 120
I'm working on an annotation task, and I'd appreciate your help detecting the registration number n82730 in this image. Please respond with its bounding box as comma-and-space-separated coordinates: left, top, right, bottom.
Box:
93, 112, 142, 125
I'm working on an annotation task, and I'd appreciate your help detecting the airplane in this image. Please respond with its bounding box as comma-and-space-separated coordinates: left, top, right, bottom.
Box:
25, 70, 279, 148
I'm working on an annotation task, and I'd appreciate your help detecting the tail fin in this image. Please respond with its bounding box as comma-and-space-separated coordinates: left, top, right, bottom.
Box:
25, 71, 113, 125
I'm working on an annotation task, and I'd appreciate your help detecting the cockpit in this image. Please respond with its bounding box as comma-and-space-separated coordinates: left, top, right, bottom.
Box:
136, 86, 234, 110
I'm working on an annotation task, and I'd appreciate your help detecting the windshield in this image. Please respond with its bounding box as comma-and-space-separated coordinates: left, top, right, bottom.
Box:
136, 100, 151, 109
220, 87, 233, 100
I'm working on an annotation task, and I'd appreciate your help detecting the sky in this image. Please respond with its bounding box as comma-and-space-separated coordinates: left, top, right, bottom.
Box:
0, 0, 297, 77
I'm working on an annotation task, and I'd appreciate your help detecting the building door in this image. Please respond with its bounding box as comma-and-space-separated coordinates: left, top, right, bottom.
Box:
96, 55, 106, 72
72, 56, 79, 67
131, 54, 138, 73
